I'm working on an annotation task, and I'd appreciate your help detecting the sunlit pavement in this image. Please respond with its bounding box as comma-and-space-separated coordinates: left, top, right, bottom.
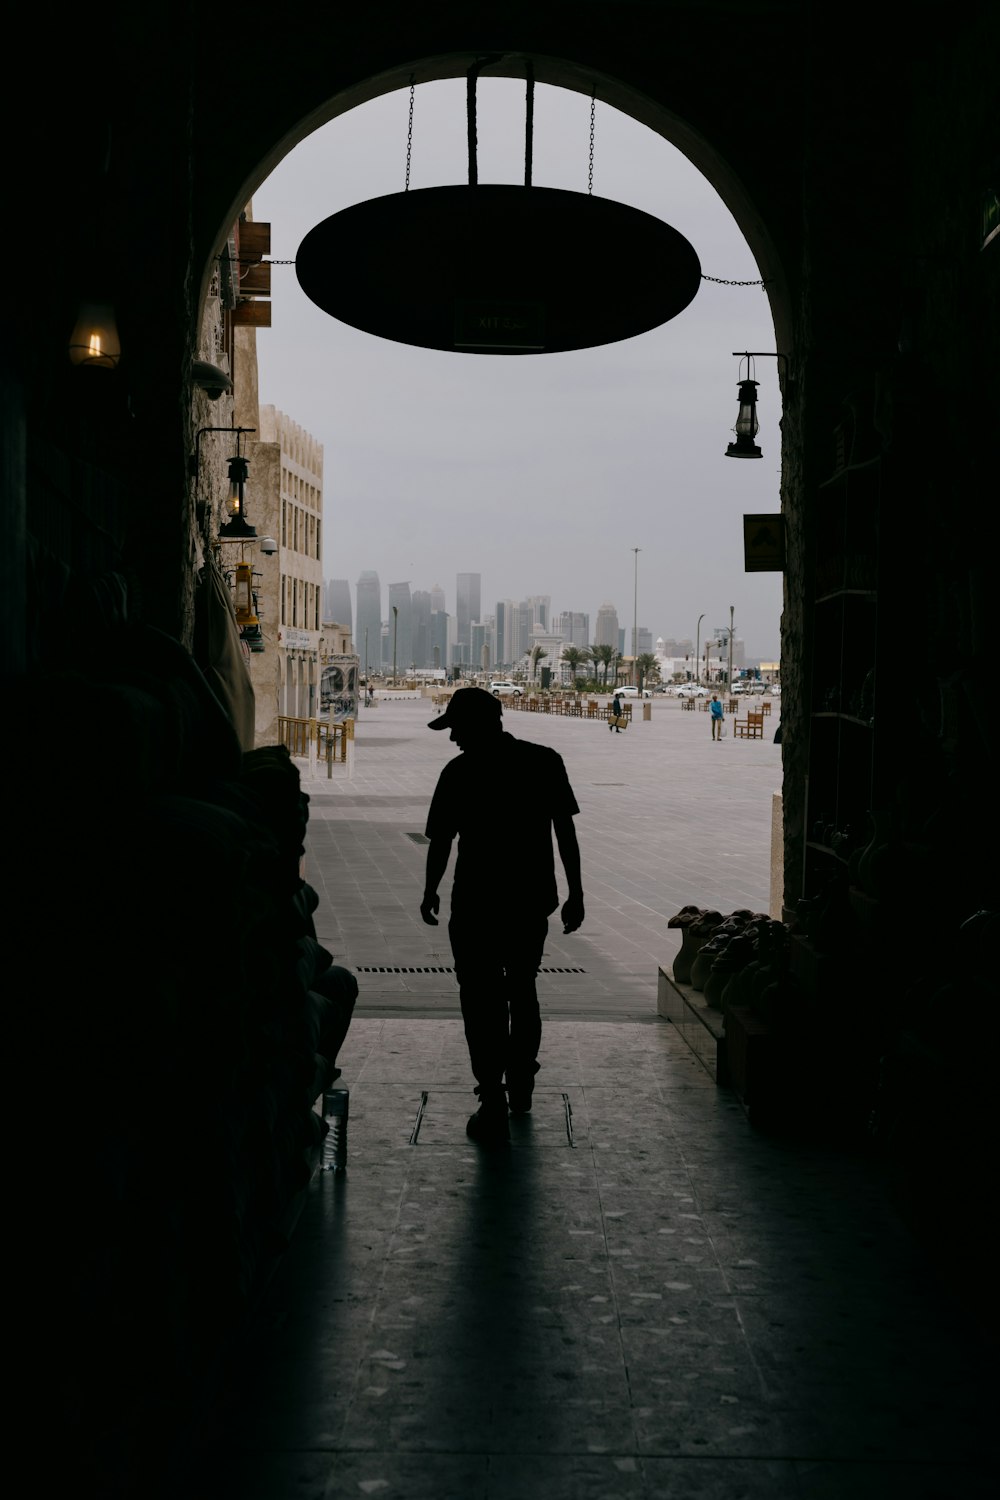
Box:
192, 694, 994, 1500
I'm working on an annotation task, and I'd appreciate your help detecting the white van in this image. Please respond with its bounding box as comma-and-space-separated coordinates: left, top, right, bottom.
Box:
489, 680, 522, 696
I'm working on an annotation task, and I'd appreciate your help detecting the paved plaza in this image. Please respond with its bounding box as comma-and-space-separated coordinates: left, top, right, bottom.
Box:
192, 695, 995, 1500
303, 692, 784, 1018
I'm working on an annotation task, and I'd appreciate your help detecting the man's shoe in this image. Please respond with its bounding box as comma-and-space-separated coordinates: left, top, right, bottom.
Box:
506, 1063, 539, 1116
505, 1076, 536, 1115
466, 1095, 510, 1144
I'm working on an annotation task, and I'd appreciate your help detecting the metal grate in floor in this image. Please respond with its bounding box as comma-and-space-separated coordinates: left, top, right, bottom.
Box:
404, 831, 430, 844
355, 965, 587, 975
357, 966, 453, 974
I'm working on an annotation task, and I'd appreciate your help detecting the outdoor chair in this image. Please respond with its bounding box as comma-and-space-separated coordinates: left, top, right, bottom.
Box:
733, 710, 765, 739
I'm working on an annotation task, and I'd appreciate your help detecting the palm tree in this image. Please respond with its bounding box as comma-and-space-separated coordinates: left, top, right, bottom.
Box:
529, 644, 548, 682
560, 645, 591, 689
591, 643, 615, 687
635, 651, 660, 695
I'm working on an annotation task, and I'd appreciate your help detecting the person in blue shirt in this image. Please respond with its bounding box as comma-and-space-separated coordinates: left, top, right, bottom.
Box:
710, 693, 724, 741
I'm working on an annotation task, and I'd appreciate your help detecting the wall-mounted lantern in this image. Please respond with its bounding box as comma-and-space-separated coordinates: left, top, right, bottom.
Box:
189, 425, 258, 538
725, 351, 790, 459
233, 561, 259, 627
219, 451, 256, 538
726, 369, 761, 457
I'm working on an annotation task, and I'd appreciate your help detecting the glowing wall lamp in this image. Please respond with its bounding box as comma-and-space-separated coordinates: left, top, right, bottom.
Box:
725, 351, 789, 459
68, 301, 121, 369
219, 450, 256, 538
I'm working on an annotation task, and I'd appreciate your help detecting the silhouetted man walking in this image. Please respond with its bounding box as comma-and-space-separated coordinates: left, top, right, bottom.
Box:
421, 688, 585, 1144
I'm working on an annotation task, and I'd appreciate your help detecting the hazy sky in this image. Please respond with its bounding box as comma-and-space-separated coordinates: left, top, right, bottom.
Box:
251, 78, 784, 659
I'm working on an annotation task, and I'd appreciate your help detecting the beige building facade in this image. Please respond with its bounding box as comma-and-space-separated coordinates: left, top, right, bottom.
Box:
252, 405, 324, 741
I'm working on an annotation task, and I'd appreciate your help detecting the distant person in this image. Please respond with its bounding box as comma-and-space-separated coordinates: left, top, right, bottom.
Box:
710, 694, 724, 741
610, 691, 624, 732
420, 687, 585, 1144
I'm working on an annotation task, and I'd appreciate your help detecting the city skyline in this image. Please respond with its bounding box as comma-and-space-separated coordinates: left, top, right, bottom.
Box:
331, 568, 757, 669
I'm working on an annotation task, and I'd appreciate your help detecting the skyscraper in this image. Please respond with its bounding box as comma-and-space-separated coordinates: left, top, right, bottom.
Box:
595, 602, 620, 648
430, 609, 449, 672
470, 621, 489, 672
324, 579, 352, 634
494, 599, 515, 668
514, 600, 533, 662
526, 595, 550, 630
411, 589, 431, 668
355, 570, 381, 675
456, 573, 481, 661
555, 611, 590, 648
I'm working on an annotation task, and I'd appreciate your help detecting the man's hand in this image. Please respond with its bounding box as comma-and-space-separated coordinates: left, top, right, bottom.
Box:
420, 891, 440, 926
561, 893, 585, 934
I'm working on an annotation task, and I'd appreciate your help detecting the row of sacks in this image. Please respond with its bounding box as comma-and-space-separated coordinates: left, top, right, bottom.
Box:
667, 905, 799, 1027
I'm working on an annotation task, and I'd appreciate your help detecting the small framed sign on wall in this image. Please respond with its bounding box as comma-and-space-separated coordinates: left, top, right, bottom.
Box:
743, 514, 785, 572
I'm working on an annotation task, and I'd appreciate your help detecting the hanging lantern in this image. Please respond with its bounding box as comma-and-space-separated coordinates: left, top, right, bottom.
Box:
233, 561, 258, 627
726, 366, 762, 458
296, 69, 702, 355
225, 455, 245, 516
218, 451, 257, 538
725, 352, 790, 459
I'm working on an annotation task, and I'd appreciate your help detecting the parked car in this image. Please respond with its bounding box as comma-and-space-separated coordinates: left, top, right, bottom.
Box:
489, 680, 523, 696
614, 685, 652, 698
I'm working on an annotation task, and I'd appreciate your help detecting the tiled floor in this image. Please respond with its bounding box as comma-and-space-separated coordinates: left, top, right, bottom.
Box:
195, 698, 995, 1498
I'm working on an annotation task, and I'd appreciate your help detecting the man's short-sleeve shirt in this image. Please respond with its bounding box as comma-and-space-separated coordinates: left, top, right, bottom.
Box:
425, 732, 580, 916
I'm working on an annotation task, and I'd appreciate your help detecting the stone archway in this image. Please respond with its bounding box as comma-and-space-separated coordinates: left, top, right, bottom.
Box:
195, 49, 800, 894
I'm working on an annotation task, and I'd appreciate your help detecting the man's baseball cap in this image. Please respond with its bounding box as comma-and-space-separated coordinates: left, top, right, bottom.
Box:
428, 686, 503, 731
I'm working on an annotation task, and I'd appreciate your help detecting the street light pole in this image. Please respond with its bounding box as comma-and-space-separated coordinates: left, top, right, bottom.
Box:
392, 605, 398, 687
695, 613, 705, 685
632, 547, 640, 686
728, 605, 734, 691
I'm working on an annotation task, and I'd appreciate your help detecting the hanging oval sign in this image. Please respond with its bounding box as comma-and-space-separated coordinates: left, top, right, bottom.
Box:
295, 184, 701, 354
